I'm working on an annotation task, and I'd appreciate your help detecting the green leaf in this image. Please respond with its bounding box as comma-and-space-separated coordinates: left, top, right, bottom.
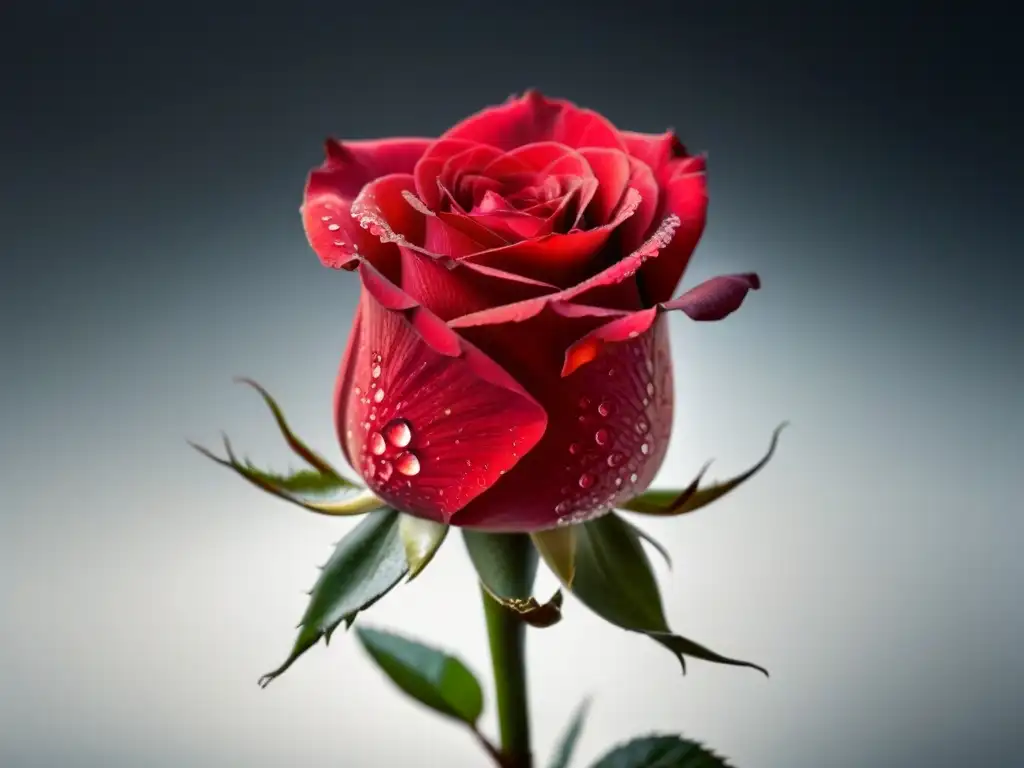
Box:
548, 698, 591, 768
620, 518, 673, 571
399, 514, 448, 582
591, 734, 734, 767
532, 526, 578, 587
355, 626, 484, 726
621, 423, 787, 517
191, 436, 384, 517
257, 508, 408, 687
463, 531, 564, 628
554, 513, 767, 676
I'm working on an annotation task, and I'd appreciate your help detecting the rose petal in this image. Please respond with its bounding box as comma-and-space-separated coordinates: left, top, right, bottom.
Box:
414, 138, 492, 209
459, 188, 643, 287
337, 262, 548, 523
441, 90, 627, 152
482, 141, 594, 179
637, 156, 709, 304
620, 129, 686, 171
618, 157, 660, 253
577, 148, 631, 225
401, 248, 559, 321
303, 138, 431, 270
450, 309, 674, 531
560, 273, 761, 376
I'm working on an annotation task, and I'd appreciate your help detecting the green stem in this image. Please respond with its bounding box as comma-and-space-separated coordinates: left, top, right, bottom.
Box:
481, 585, 533, 768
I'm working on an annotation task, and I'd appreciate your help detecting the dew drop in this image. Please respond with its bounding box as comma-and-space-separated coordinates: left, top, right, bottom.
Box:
373, 388, 385, 403
354, 386, 362, 395
383, 418, 412, 448
395, 451, 421, 476
636, 419, 650, 434
327, 223, 341, 231
640, 442, 650, 455
594, 428, 610, 446
371, 364, 382, 379
578, 396, 591, 409
444, 407, 452, 416
555, 501, 571, 515
578, 472, 595, 490
597, 401, 613, 417
369, 432, 386, 456
630, 472, 638, 483
614, 477, 623, 487
378, 460, 393, 482
607, 451, 624, 467
568, 442, 581, 455
646, 382, 655, 396
321, 215, 332, 222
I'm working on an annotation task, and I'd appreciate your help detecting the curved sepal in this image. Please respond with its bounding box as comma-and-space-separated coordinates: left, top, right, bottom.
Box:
191, 435, 385, 517
549, 513, 766, 676
621, 423, 787, 517
399, 515, 448, 582
548, 698, 591, 768
463, 531, 564, 628
531, 526, 578, 588
355, 626, 484, 726
257, 508, 408, 687
591, 734, 734, 767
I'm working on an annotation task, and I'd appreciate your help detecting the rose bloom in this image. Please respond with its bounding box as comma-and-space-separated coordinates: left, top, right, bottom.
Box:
302, 91, 759, 532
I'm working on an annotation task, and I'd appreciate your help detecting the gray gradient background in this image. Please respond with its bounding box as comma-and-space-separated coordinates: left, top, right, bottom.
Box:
2, 2, 1021, 766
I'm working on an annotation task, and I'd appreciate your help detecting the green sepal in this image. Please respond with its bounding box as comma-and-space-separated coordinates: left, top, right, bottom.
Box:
257, 508, 408, 687
621, 423, 787, 516
399, 515, 448, 582
531, 526, 578, 587
551, 513, 766, 676
590, 734, 734, 767
192, 434, 382, 516
355, 626, 484, 726
548, 698, 591, 768
463, 530, 564, 628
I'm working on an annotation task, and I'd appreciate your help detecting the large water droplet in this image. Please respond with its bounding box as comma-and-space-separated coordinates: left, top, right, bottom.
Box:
371, 364, 382, 379
378, 460, 393, 482
597, 401, 613, 417
594, 428, 609, 446
578, 473, 594, 490
383, 418, 412, 447
373, 388, 385, 403
369, 432, 386, 456
395, 451, 421, 476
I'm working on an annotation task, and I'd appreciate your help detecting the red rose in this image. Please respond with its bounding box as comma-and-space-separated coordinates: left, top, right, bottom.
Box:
302, 91, 759, 532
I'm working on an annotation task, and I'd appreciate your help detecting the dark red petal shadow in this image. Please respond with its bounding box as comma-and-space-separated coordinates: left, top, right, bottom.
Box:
336, 262, 548, 522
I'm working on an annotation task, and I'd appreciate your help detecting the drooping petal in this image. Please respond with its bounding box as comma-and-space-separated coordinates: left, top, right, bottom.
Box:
441, 90, 627, 152
337, 262, 548, 523
303, 138, 432, 270
449, 308, 675, 531
637, 155, 709, 304
561, 273, 761, 376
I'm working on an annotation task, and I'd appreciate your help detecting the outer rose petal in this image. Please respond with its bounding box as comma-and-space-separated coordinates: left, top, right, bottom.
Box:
400, 248, 559, 321
562, 273, 762, 376
638, 155, 709, 304
450, 309, 674, 531
620, 129, 686, 172
303, 138, 431, 270
441, 90, 627, 152
337, 262, 547, 523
